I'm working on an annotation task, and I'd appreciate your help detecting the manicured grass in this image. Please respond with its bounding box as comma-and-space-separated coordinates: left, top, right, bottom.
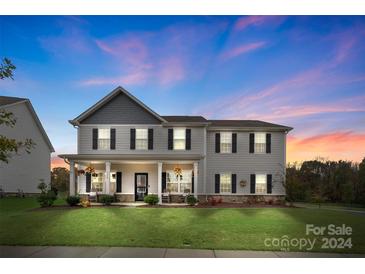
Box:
0, 198, 365, 253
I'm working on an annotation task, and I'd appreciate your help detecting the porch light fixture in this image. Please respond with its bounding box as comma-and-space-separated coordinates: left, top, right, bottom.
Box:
174, 166, 182, 179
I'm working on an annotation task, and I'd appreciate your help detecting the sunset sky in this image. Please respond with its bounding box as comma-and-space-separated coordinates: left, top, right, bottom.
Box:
1, 16, 364, 168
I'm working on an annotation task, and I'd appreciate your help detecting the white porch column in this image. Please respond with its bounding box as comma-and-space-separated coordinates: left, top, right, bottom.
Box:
157, 162, 163, 205
194, 162, 198, 199
69, 160, 75, 196
105, 161, 111, 194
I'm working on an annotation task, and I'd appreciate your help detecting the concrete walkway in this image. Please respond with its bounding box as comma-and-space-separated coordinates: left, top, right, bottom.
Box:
0, 246, 363, 258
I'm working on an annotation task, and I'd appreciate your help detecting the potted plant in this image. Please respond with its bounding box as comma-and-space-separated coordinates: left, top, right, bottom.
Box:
78, 169, 85, 175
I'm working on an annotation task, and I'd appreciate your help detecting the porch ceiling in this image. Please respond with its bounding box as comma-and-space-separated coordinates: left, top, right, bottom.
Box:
58, 153, 204, 162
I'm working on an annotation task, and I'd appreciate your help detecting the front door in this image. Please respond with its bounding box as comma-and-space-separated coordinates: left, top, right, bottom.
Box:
135, 173, 148, 201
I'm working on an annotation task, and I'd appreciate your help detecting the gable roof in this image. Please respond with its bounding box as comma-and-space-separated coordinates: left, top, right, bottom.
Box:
69, 86, 167, 125
0, 96, 55, 152
0, 96, 27, 107
208, 120, 293, 131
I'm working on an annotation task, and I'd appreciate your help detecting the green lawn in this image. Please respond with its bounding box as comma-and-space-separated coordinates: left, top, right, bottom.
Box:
1, 198, 365, 253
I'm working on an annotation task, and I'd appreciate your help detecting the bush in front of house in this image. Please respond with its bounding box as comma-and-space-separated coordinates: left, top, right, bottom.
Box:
66, 195, 80, 206
37, 180, 57, 207
144, 194, 159, 205
186, 195, 198, 206
98, 194, 114, 205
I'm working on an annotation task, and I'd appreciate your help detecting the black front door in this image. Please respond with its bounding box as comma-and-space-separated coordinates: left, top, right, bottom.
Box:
135, 173, 148, 201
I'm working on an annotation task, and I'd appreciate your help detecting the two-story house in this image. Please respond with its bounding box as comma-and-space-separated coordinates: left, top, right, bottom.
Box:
59, 86, 292, 203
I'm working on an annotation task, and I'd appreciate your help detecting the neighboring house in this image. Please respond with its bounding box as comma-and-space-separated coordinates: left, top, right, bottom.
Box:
59, 86, 292, 203
0, 96, 54, 194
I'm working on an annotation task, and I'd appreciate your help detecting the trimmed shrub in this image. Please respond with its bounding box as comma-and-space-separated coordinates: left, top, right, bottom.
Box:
98, 194, 114, 205
144, 194, 159, 205
186, 195, 197, 206
66, 195, 80, 206
37, 190, 57, 207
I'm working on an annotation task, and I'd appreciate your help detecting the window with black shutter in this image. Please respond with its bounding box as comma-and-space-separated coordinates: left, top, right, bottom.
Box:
267, 174, 272, 194
186, 129, 191, 150
215, 133, 220, 153
231, 174, 237, 193
215, 174, 220, 193
266, 133, 271, 153
148, 128, 153, 150
110, 128, 116, 150
168, 129, 173, 150
250, 174, 256, 194
130, 128, 136, 150
92, 128, 98, 150
249, 133, 254, 153
232, 133, 237, 153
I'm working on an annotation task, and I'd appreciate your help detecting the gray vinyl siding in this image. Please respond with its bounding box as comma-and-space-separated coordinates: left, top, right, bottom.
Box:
206, 131, 286, 195
78, 125, 205, 155
80, 93, 161, 124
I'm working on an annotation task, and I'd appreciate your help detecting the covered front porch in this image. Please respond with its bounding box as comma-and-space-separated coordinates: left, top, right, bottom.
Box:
64, 155, 201, 204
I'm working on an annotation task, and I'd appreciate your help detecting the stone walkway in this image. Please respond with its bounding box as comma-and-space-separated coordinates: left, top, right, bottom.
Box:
0, 246, 363, 258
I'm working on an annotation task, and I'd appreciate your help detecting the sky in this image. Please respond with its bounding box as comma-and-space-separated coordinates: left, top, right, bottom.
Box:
0, 16, 365, 168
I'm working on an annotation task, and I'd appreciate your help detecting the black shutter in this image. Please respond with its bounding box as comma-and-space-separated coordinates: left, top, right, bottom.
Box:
192, 173, 194, 194
168, 129, 173, 150
86, 173, 91, 192
186, 129, 191, 150
267, 174, 272, 194
110, 128, 116, 150
215, 133, 220, 153
232, 133, 237, 153
148, 128, 153, 150
266, 133, 271, 153
162, 172, 167, 192
215, 174, 220, 193
92, 128, 98, 150
231, 174, 237, 193
250, 174, 256, 194
116, 172, 122, 193
249, 133, 254, 153
130, 128, 136, 150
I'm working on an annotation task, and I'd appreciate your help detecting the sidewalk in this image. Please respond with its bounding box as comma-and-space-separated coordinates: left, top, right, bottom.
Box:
1, 246, 363, 258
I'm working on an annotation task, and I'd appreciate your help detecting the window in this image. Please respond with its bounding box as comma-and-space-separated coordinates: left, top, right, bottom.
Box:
255, 133, 266, 153
173, 128, 186, 150
220, 132, 232, 153
256, 174, 267, 194
220, 173, 231, 193
136, 129, 148, 150
98, 128, 110, 150
91, 172, 104, 192
166, 170, 192, 193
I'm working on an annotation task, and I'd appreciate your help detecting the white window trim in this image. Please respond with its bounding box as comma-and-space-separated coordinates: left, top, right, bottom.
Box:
166, 169, 193, 194
135, 128, 148, 150
98, 128, 110, 151
173, 128, 186, 151
220, 173, 232, 194
255, 174, 267, 194
254, 132, 266, 154
220, 132, 232, 154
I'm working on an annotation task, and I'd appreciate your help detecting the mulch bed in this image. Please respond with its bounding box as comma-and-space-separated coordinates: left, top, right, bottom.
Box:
28, 204, 127, 211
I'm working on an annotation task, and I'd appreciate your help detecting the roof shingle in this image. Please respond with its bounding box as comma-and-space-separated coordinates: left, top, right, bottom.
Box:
0, 96, 27, 107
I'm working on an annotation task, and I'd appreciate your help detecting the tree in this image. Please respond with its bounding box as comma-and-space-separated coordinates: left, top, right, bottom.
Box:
358, 157, 365, 205
51, 167, 70, 193
0, 58, 16, 80
0, 57, 35, 163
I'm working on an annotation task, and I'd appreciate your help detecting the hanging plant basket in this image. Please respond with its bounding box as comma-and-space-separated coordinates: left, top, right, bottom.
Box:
92, 173, 98, 177
240, 180, 247, 187
85, 166, 95, 174
78, 169, 85, 175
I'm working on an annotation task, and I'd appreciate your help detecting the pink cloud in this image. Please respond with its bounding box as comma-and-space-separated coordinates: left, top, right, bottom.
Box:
220, 41, 266, 60
287, 131, 365, 163
157, 57, 185, 86
80, 70, 149, 86
234, 16, 286, 31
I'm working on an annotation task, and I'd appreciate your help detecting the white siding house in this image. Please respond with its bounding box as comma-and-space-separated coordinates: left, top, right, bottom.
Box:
0, 97, 54, 193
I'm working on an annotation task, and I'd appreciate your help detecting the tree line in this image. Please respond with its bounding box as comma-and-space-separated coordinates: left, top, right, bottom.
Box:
285, 157, 365, 205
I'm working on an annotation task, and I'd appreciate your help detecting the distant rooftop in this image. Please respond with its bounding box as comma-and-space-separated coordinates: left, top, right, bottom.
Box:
162, 116, 208, 123
208, 120, 293, 129
0, 96, 27, 107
